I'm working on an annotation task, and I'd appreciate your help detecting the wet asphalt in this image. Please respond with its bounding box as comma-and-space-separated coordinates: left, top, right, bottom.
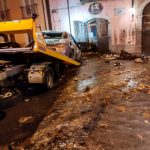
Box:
0, 67, 78, 146
0, 54, 150, 150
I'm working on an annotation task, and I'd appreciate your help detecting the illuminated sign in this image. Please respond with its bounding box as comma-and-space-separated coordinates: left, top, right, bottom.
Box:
114, 8, 125, 16
80, 0, 100, 4
89, 3, 103, 15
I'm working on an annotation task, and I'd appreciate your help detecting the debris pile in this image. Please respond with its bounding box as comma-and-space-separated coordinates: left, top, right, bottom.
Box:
114, 61, 123, 67
18, 116, 35, 126
119, 50, 139, 60
104, 54, 119, 61
136, 84, 150, 94
134, 58, 143, 63
5, 55, 150, 150
103, 50, 150, 64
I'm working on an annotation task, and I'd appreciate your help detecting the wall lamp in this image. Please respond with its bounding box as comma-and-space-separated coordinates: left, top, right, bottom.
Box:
130, 0, 135, 22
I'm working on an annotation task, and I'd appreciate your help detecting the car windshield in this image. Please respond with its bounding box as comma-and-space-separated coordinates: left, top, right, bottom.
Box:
43, 32, 63, 45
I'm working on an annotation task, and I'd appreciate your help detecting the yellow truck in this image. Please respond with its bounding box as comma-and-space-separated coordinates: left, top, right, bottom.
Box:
0, 17, 81, 99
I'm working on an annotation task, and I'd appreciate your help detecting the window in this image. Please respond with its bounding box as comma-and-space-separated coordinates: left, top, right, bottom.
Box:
99, 21, 108, 37
20, 0, 38, 18
24, 0, 36, 6
0, 0, 10, 21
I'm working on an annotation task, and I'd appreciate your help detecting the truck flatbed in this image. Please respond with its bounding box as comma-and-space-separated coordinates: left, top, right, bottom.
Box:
36, 45, 80, 66
0, 47, 33, 53
0, 17, 82, 95
0, 19, 81, 66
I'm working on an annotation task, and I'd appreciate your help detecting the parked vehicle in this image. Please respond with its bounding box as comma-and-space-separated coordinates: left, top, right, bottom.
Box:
0, 18, 81, 107
42, 31, 81, 61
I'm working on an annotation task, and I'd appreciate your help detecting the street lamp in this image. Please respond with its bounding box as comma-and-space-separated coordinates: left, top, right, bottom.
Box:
130, 0, 135, 22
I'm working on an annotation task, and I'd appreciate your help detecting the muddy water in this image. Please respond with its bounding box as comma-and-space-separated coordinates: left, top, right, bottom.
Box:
0, 55, 150, 150
15, 56, 149, 150
0, 69, 78, 146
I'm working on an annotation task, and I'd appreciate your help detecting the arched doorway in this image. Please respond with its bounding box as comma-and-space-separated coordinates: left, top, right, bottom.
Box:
87, 18, 110, 52
73, 18, 110, 52
142, 2, 150, 54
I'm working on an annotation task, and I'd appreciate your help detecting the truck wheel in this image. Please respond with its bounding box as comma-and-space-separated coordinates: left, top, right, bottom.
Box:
0, 89, 22, 109
44, 67, 54, 90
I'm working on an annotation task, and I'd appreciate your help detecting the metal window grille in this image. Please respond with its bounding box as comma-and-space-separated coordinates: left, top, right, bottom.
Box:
0, 9, 10, 21
20, 3, 38, 18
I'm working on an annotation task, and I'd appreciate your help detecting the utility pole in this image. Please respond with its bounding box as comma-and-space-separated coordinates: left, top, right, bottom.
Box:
67, 0, 72, 34
45, 0, 52, 30
132, 0, 134, 8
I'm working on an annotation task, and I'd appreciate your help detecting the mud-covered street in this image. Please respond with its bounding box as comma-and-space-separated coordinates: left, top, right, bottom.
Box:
1, 54, 150, 150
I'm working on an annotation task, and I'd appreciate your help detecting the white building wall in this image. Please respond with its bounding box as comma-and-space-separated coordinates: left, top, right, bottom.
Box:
49, 0, 150, 54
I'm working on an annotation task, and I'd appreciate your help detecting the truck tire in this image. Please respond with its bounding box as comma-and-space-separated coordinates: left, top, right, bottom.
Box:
0, 89, 22, 109
44, 67, 54, 90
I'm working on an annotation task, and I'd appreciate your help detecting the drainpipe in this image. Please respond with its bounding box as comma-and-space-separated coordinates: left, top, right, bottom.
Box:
45, 0, 52, 30
42, 0, 47, 29
131, 0, 134, 21
132, 0, 134, 8
67, 0, 72, 34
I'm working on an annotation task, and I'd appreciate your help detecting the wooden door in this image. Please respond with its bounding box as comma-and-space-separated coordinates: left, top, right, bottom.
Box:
96, 18, 109, 52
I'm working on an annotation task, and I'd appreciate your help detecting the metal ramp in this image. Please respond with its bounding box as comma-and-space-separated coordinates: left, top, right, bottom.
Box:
0, 47, 33, 53
36, 46, 81, 66
0, 18, 81, 66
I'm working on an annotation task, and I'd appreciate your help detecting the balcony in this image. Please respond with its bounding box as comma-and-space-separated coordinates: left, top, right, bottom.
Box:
0, 9, 11, 21
20, 4, 38, 18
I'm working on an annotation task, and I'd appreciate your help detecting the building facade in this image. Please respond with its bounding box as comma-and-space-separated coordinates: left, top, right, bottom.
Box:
0, 0, 47, 29
0, 0, 150, 54
0, 0, 49, 46
49, 0, 150, 54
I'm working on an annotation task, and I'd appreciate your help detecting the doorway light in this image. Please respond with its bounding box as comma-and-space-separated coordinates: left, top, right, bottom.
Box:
129, 7, 135, 22
130, 7, 135, 15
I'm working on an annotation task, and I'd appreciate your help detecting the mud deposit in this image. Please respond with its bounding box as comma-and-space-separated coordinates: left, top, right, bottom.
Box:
1, 55, 150, 150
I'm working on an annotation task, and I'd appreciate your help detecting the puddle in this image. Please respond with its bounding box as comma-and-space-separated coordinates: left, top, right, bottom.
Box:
77, 77, 96, 92
127, 80, 138, 88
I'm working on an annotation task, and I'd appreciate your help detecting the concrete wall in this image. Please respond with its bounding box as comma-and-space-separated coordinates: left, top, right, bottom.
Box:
7, 0, 46, 30
5, 0, 47, 46
49, 0, 150, 54
7, 0, 22, 19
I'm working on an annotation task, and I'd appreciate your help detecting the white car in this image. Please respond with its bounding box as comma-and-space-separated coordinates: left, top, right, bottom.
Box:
42, 31, 81, 61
